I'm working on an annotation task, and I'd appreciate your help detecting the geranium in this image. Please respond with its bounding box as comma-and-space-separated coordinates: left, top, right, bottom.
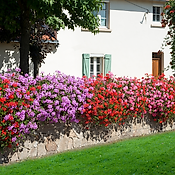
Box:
1, 69, 175, 150
81, 73, 175, 128
31, 71, 92, 124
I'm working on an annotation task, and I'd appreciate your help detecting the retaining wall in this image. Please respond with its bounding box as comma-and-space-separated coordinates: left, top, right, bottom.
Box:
1, 115, 175, 164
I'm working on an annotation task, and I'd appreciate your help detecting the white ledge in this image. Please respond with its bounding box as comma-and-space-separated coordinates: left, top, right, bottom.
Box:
81, 28, 112, 33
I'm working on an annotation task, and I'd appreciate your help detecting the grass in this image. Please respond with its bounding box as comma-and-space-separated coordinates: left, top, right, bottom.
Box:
1, 131, 175, 175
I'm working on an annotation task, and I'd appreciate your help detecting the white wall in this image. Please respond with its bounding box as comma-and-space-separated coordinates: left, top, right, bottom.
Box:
40, 0, 172, 78
0, 42, 34, 76
0, 0, 172, 78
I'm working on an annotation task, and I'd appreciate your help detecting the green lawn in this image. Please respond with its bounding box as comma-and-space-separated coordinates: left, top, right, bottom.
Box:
1, 131, 175, 175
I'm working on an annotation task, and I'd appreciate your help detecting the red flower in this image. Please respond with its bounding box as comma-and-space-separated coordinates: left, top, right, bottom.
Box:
2, 107, 7, 111
3, 84, 9, 88
164, 5, 171, 9
0, 97, 6, 103
30, 87, 36, 91
2, 130, 6, 135
13, 122, 19, 128
9, 115, 14, 121
9, 94, 14, 99
3, 79, 10, 84
37, 85, 42, 90
12, 83, 17, 87
29, 98, 34, 102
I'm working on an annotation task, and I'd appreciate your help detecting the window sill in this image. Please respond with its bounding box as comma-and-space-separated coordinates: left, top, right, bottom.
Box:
81, 28, 112, 33
151, 23, 165, 28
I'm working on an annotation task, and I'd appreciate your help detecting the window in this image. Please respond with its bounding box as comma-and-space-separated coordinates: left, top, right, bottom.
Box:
153, 6, 162, 22
90, 57, 103, 77
81, 1, 111, 32
151, 5, 163, 28
82, 54, 111, 78
152, 52, 164, 77
93, 1, 110, 29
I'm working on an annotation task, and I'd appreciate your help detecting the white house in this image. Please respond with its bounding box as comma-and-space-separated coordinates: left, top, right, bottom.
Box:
0, 0, 172, 78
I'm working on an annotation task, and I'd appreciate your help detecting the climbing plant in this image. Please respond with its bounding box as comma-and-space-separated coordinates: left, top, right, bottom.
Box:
161, 0, 175, 72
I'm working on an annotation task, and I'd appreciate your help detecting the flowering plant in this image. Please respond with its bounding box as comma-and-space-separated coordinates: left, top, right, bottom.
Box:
81, 73, 175, 127
0, 70, 38, 149
161, 0, 175, 72
31, 71, 92, 124
1, 69, 175, 150
0, 69, 91, 150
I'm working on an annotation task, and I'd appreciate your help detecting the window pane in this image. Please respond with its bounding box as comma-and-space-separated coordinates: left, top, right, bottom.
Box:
90, 58, 94, 63
153, 15, 156, 21
100, 10, 106, 18
156, 15, 160, 21
102, 3, 106, 10
93, 11, 98, 16
97, 58, 100, 63
157, 7, 160, 14
97, 65, 100, 71
153, 7, 156, 14
101, 19, 106, 26
90, 73, 94, 78
90, 65, 94, 72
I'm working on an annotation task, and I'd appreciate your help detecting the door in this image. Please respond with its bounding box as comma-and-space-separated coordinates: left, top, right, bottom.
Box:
152, 58, 160, 77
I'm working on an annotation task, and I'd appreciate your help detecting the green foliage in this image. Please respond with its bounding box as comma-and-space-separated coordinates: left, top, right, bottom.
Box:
162, 0, 175, 73
0, 0, 103, 74
0, 0, 102, 34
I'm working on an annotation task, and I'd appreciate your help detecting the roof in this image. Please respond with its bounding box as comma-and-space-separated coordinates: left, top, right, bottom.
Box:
42, 31, 59, 44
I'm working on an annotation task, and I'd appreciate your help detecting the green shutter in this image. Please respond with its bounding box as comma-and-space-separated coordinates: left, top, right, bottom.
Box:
104, 54, 111, 75
82, 54, 90, 78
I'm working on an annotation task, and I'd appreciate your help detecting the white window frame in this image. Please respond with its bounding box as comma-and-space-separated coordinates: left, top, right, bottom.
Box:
90, 53, 104, 78
151, 5, 163, 28
95, 1, 110, 29
81, 0, 111, 32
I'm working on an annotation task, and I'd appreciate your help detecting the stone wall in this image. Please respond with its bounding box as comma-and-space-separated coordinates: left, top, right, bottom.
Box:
1, 115, 175, 164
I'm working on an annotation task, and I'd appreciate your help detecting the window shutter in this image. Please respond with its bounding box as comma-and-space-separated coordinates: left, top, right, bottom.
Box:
104, 54, 111, 75
82, 54, 90, 77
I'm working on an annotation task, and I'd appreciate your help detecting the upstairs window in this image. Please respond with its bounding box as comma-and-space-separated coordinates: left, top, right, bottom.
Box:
93, 2, 110, 28
153, 6, 162, 22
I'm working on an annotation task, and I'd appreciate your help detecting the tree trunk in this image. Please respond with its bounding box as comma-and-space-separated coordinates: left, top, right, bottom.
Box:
33, 60, 39, 78
19, 3, 30, 75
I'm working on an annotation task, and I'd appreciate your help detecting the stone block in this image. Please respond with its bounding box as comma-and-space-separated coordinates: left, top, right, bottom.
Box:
58, 137, 69, 152
37, 143, 46, 157
29, 147, 37, 158
45, 141, 57, 152
18, 147, 29, 160
10, 152, 19, 162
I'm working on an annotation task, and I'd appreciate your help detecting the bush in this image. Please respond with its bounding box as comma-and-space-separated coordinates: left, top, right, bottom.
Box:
1, 69, 175, 150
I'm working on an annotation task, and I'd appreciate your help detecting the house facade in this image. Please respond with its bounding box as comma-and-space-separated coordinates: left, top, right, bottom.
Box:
0, 0, 172, 78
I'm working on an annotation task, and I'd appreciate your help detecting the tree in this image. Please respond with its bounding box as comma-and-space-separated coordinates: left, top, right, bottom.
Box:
161, 0, 175, 73
29, 21, 59, 78
0, 0, 102, 75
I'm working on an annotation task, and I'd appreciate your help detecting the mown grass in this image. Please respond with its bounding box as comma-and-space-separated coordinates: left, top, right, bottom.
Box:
0, 131, 175, 175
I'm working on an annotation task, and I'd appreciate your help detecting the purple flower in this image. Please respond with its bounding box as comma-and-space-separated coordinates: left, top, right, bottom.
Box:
4, 114, 10, 121
12, 137, 17, 142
